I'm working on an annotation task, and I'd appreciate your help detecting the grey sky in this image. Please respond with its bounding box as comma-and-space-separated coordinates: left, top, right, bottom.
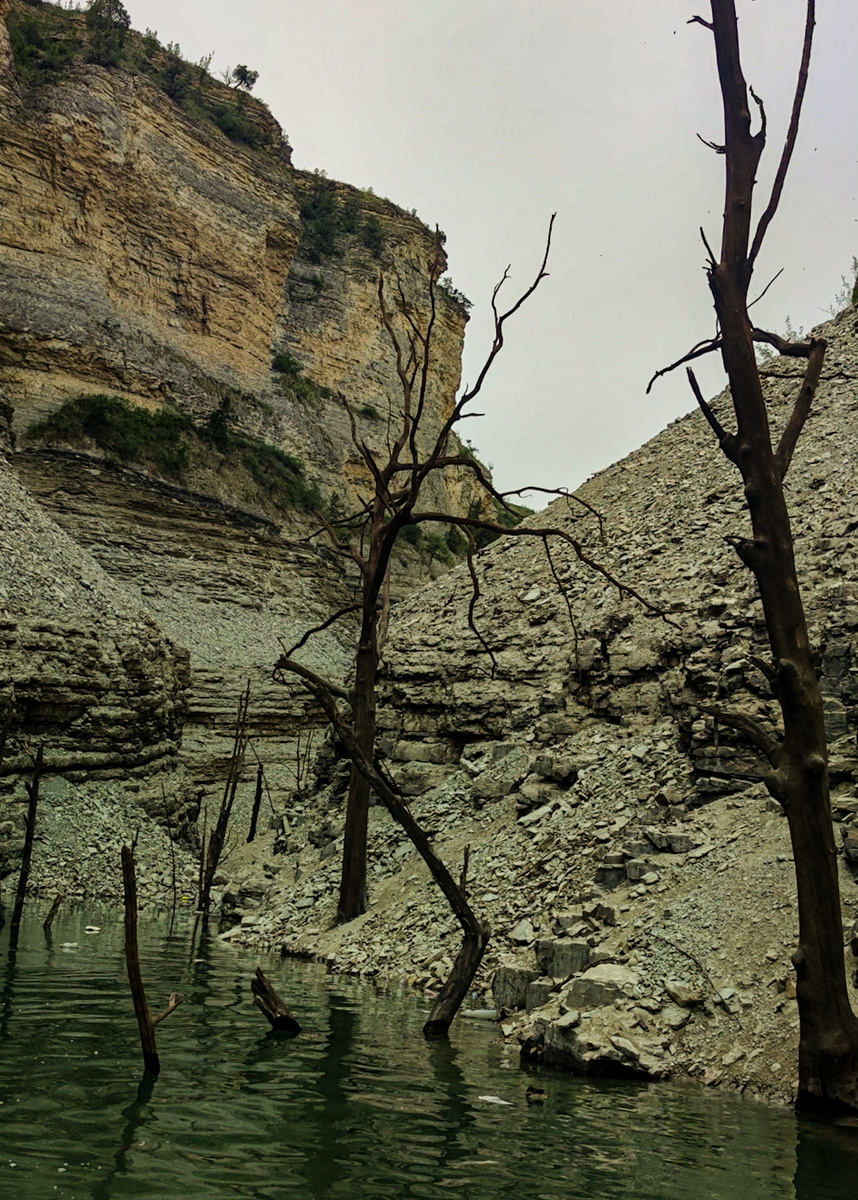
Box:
130, 0, 857, 496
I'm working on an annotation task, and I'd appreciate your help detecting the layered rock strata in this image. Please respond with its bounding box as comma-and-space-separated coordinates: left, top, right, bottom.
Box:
14, 446, 355, 793
0, 453, 191, 871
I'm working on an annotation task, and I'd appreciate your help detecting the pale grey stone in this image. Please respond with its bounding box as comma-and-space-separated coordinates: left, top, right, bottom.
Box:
564, 963, 639, 1009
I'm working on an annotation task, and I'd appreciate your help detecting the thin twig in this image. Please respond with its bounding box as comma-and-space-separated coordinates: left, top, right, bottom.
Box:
284, 605, 361, 658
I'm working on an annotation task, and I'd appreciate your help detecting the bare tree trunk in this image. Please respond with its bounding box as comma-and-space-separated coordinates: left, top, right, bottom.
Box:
337, 628, 378, 923
247, 763, 264, 844
201, 683, 251, 916
42, 893, 64, 932
284, 665, 490, 1035
712, 267, 858, 1110
11, 746, 43, 936
676, 0, 858, 1113
122, 844, 161, 1077
121, 844, 182, 1078
162, 785, 178, 917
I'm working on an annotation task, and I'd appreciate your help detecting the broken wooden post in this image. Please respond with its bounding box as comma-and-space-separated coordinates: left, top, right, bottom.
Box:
251, 967, 301, 1035
42, 892, 65, 932
201, 683, 251, 916
122, 844, 182, 1077
11, 745, 43, 935
247, 762, 264, 844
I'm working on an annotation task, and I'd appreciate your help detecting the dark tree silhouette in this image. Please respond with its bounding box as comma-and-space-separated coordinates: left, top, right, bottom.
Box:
653, 0, 858, 1114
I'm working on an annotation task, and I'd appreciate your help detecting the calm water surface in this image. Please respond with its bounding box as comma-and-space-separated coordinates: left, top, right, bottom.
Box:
0, 904, 856, 1199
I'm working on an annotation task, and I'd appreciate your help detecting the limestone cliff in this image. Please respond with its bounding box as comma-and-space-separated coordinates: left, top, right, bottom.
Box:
0, 0, 472, 518
0, 0, 483, 802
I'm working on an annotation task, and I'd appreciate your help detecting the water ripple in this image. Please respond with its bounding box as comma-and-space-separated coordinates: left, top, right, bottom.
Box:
1, 904, 856, 1199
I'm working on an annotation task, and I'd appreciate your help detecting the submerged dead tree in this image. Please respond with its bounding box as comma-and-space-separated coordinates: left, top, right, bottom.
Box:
274, 663, 489, 1037
251, 967, 301, 1035
200, 682, 251, 917
653, 0, 858, 1113
121, 843, 182, 1077
10, 745, 43, 937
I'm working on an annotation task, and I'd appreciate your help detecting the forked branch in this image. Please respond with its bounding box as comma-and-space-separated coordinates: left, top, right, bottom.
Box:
774, 337, 827, 480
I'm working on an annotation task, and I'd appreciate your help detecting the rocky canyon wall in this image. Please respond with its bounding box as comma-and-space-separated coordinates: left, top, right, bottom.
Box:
0, 0, 482, 815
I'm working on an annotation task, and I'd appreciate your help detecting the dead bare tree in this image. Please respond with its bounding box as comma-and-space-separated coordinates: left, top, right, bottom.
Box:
273, 662, 489, 1036
247, 762, 265, 844
652, 0, 858, 1113
10, 745, 43, 937
273, 224, 666, 1031
251, 967, 301, 1034
276, 219, 661, 927
42, 892, 64, 932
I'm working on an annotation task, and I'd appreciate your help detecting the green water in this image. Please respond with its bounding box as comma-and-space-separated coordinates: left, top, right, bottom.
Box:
0, 904, 855, 1199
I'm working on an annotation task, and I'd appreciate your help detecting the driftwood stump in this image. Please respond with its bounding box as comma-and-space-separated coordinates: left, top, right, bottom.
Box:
251, 967, 301, 1035
42, 893, 65, 932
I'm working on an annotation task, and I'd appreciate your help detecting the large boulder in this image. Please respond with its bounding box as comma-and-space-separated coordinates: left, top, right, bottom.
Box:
564, 963, 639, 1009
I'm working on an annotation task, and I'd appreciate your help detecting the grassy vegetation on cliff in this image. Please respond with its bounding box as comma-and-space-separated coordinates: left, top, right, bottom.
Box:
298, 175, 386, 263
28, 394, 321, 514
6, 2, 285, 154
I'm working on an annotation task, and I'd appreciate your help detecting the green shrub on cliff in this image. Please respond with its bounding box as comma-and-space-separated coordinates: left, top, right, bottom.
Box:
299, 176, 386, 262
7, 4, 82, 85
206, 100, 267, 149
28, 393, 321, 513
7, 4, 275, 152
29, 393, 191, 477
271, 351, 333, 407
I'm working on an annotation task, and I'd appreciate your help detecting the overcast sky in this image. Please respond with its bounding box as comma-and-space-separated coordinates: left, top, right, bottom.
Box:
129, 0, 857, 496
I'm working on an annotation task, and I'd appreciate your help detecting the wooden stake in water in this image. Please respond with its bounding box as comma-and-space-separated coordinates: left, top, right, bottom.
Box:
11, 745, 43, 935
122, 843, 182, 1077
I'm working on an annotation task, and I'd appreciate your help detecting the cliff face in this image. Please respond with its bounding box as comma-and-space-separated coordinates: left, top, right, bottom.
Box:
0, 451, 191, 872
0, 0, 481, 803
0, 0, 471, 516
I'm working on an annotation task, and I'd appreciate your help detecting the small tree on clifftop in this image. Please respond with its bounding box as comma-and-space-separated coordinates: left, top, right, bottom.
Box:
85, 0, 130, 67
652, 0, 858, 1113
